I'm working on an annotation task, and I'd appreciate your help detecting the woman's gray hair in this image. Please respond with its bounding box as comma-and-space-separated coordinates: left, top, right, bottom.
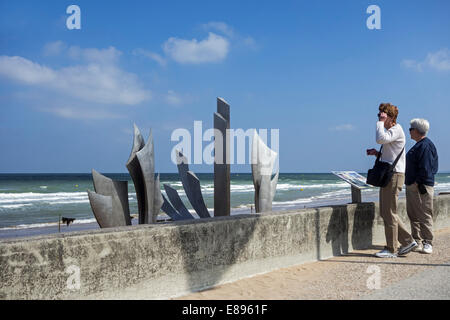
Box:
410, 118, 430, 135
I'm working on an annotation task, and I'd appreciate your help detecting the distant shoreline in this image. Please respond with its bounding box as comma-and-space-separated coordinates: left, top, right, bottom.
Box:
1, 172, 450, 174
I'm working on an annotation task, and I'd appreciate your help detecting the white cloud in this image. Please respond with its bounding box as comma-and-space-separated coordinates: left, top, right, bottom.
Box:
202, 21, 235, 38
132, 48, 167, 66
330, 124, 355, 132
401, 59, 422, 71
402, 48, 450, 72
67, 46, 122, 65
165, 90, 183, 106
0, 48, 150, 106
163, 32, 230, 64
426, 49, 450, 71
0, 56, 56, 84
41, 106, 123, 120
202, 21, 257, 50
135, 22, 255, 66
43, 41, 67, 56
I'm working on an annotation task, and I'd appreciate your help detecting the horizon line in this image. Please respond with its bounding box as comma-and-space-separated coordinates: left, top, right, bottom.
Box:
1, 171, 449, 175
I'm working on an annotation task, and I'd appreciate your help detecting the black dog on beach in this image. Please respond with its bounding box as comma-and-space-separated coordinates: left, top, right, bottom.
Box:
61, 217, 75, 226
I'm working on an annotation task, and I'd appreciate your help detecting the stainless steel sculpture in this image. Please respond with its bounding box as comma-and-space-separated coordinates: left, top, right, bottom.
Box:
162, 184, 194, 221
176, 150, 211, 218
251, 130, 279, 213
87, 169, 131, 228
160, 150, 211, 219
126, 124, 163, 224
214, 97, 231, 217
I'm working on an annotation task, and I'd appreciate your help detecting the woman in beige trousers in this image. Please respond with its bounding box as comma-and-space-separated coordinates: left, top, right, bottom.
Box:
367, 103, 418, 258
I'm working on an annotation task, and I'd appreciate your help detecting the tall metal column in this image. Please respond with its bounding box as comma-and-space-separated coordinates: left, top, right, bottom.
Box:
214, 97, 230, 216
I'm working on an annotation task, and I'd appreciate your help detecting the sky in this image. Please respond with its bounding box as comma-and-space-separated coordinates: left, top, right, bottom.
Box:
0, 0, 449, 173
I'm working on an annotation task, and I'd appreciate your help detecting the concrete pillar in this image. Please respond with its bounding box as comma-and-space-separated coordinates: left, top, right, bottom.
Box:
351, 186, 362, 203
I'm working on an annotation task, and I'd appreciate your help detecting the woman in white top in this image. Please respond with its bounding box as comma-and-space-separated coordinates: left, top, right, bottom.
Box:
367, 103, 417, 258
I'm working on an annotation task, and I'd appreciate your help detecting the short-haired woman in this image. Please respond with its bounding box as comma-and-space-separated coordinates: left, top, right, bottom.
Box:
367, 103, 417, 258
406, 118, 439, 254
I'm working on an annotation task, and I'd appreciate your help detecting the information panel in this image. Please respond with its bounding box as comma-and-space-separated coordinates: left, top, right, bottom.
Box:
332, 171, 372, 189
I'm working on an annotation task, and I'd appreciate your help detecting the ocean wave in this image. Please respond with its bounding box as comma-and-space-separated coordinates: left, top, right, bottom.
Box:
47, 200, 90, 205
272, 198, 313, 206
0, 192, 88, 204
0, 181, 355, 208
196, 182, 348, 194
0, 204, 33, 209
0, 217, 98, 231
272, 188, 352, 207
435, 182, 450, 190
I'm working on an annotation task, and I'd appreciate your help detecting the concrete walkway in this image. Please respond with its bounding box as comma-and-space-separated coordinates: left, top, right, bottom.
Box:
364, 259, 450, 300
175, 227, 450, 300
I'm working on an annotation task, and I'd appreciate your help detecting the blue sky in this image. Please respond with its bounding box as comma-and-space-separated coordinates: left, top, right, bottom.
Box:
0, 0, 449, 173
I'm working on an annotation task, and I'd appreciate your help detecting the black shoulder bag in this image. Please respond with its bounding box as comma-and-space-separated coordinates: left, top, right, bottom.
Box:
366, 146, 404, 188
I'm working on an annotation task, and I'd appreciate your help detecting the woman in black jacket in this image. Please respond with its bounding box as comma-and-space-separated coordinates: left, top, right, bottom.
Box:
406, 118, 439, 254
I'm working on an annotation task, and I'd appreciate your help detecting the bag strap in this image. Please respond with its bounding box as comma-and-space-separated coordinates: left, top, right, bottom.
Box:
375, 146, 383, 162
392, 147, 405, 168
376, 146, 404, 168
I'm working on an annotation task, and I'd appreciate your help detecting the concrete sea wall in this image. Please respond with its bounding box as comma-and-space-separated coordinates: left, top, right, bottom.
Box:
1, 194, 450, 300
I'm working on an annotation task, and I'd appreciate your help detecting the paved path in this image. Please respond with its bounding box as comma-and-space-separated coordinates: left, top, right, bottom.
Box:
175, 227, 450, 300
364, 259, 450, 300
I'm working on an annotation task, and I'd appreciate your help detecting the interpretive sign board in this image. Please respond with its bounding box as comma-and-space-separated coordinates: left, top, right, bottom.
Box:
332, 171, 371, 189
331, 171, 372, 203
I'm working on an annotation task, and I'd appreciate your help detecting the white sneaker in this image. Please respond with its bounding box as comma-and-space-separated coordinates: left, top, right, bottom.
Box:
413, 242, 423, 252
422, 243, 433, 254
398, 240, 418, 256
375, 248, 397, 258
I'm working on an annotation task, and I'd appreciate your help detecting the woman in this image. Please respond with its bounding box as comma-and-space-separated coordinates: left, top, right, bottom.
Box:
367, 103, 417, 258
406, 119, 439, 254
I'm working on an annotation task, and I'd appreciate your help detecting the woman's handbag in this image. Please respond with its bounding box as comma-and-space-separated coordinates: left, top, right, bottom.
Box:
367, 147, 404, 188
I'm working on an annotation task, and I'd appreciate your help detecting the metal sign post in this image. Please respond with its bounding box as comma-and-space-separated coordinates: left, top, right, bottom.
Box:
332, 171, 372, 203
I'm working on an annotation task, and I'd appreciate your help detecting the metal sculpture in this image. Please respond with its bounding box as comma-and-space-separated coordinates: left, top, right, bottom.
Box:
88, 169, 131, 228
126, 124, 163, 224
176, 150, 211, 218
214, 97, 231, 217
160, 150, 210, 219
162, 184, 194, 221
251, 130, 279, 213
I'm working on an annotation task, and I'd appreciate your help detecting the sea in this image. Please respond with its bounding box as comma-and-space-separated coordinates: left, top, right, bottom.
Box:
1, 173, 449, 238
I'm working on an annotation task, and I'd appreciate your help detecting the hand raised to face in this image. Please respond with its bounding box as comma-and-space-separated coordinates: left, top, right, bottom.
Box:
378, 112, 388, 122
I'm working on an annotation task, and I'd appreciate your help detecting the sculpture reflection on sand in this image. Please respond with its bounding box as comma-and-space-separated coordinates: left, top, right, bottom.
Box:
251, 130, 279, 213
